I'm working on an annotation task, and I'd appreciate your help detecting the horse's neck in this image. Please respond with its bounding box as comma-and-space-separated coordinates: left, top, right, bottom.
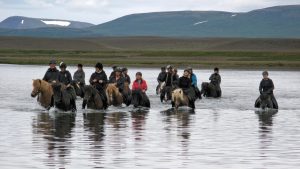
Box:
40, 81, 53, 95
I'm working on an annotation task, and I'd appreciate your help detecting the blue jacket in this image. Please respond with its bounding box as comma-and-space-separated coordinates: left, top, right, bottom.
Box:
191, 73, 197, 87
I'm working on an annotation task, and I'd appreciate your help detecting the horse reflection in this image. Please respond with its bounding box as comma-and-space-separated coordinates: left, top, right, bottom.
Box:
255, 110, 278, 159
131, 110, 149, 140
83, 112, 106, 142
161, 108, 195, 139
32, 112, 76, 168
106, 112, 128, 129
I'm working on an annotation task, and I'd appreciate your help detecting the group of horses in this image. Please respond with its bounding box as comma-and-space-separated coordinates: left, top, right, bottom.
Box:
32, 78, 274, 112
31, 79, 150, 112
158, 81, 221, 109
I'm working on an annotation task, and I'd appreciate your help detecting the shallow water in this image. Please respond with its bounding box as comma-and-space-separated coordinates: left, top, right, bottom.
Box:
0, 64, 300, 169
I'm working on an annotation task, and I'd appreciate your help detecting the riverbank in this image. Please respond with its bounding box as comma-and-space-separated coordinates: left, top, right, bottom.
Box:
0, 49, 300, 70
0, 37, 299, 69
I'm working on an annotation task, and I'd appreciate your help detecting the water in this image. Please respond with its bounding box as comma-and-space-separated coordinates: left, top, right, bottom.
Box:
0, 64, 300, 169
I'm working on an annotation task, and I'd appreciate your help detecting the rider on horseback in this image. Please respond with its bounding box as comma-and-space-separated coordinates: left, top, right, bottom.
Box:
255, 71, 278, 109
178, 69, 196, 109
122, 67, 131, 85
89, 62, 108, 109
209, 67, 222, 97
187, 67, 202, 99
160, 65, 178, 102
109, 67, 130, 105
43, 59, 59, 83
57, 62, 77, 111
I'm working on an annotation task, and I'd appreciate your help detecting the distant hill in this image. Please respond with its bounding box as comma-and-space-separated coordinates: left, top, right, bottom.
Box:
90, 5, 300, 38
0, 16, 94, 29
0, 5, 299, 38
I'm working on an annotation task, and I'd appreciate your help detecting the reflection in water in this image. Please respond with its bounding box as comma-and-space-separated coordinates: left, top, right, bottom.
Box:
255, 110, 278, 158
83, 112, 106, 142
131, 110, 149, 140
106, 112, 128, 129
32, 112, 76, 168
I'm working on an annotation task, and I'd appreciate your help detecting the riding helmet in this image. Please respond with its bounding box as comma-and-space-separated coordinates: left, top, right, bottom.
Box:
59, 62, 67, 68
49, 60, 56, 65
95, 62, 103, 69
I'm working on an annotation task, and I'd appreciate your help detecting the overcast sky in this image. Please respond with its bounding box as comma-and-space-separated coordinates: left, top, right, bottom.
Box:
0, 0, 299, 24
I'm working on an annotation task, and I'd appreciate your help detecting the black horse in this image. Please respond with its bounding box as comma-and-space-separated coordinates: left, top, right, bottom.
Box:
52, 83, 77, 112
131, 90, 150, 108
201, 82, 220, 98
255, 93, 278, 110
70, 80, 84, 98
82, 85, 105, 110
160, 86, 173, 102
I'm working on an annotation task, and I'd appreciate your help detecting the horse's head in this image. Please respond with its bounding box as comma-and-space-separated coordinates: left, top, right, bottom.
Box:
260, 93, 272, 110
83, 85, 93, 102
106, 84, 119, 105
172, 89, 184, 109
71, 80, 82, 96
132, 90, 142, 107
31, 79, 42, 97
52, 83, 63, 103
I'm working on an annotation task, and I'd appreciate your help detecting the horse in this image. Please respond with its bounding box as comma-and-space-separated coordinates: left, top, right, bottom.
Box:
131, 90, 150, 108
31, 79, 54, 110
123, 82, 132, 106
70, 80, 84, 98
160, 85, 173, 102
156, 82, 165, 95
51, 82, 77, 112
201, 82, 218, 98
105, 83, 123, 107
255, 93, 274, 110
82, 85, 104, 110
171, 88, 194, 109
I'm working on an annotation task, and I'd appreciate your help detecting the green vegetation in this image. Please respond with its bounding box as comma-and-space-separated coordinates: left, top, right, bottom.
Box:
1, 49, 299, 69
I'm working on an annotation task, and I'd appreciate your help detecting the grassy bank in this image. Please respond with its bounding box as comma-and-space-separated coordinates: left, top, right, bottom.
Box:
0, 49, 300, 69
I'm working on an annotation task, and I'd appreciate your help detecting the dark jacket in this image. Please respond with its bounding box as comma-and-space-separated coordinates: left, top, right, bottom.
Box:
157, 72, 167, 82
43, 67, 59, 83
109, 76, 125, 92
124, 74, 131, 84
259, 78, 274, 94
163, 72, 178, 87
58, 70, 72, 85
209, 73, 221, 87
89, 71, 108, 89
73, 70, 85, 85
178, 76, 191, 89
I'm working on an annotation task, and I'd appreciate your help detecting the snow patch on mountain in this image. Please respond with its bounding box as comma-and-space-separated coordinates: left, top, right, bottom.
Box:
231, 14, 237, 17
41, 20, 71, 26
21, 20, 24, 24
193, 21, 208, 25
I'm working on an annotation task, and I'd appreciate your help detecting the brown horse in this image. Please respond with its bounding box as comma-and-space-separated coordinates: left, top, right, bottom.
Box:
171, 88, 193, 109
105, 83, 123, 107
123, 82, 132, 106
31, 79, 53, 110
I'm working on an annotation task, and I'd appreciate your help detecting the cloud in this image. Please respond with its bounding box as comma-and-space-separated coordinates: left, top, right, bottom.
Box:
0, 0, 299, 24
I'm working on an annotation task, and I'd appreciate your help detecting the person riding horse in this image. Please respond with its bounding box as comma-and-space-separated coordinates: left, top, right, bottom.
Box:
160, 65, 178, 102
122, 67, 131, 85
132, 72, 150, 107
255, 71, 278, 109
57, 62, 77, 99
43, 59, 59, 83
178, 69, 196, 109
109, 67, 130, 104
73, 63, 85, 86
209, 67, 222, 97
187, 67, 201, 99
156, 66, 167, 94
89, 62, 108, 109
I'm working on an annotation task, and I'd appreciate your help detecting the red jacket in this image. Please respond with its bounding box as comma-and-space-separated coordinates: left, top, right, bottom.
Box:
132, 79, 148, 91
